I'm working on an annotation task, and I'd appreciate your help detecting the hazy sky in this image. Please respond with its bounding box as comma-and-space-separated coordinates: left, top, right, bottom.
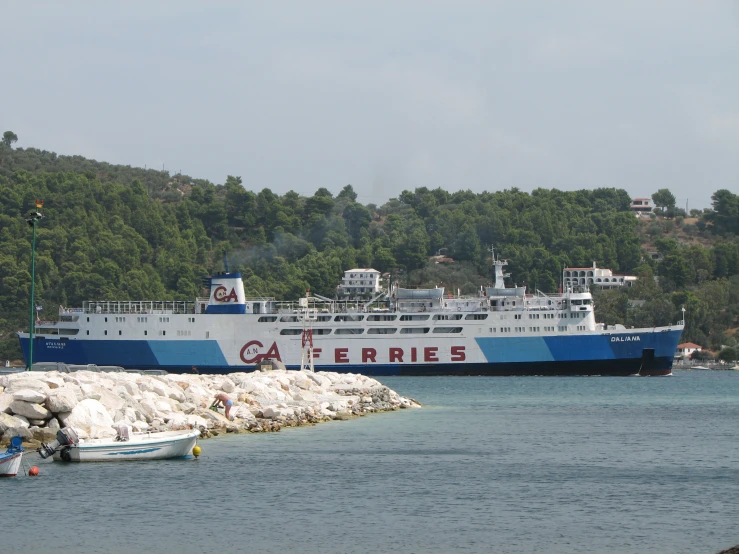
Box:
4, 2, 737, 209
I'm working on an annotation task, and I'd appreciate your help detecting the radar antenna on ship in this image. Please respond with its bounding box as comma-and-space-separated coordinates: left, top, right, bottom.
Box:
299, 291, 317, 372
489, 245, 511, 290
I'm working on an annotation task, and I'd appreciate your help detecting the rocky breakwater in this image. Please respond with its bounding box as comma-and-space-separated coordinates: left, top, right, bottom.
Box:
0, 370, 420, 447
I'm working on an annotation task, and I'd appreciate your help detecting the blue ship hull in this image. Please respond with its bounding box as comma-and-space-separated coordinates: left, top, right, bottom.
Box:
18, 328, 682, 376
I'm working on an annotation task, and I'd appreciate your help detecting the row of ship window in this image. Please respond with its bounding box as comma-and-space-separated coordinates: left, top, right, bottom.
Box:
44, 324, 587, 338
93, 314, 587, 325
279, 324, 588, 335
80, 313, 586, 335
493, 326, 580, 333
97, 316, 193, 323
82, 329, 190, 336
261, 312, 586, 323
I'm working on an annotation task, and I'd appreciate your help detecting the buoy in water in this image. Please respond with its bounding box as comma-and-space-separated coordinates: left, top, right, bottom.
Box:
192, 445, 201, 458
28, 466, 39, 477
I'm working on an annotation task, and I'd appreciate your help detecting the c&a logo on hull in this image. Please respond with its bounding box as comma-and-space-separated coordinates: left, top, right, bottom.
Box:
213, 285, 238, 303
240, 340, 282, 363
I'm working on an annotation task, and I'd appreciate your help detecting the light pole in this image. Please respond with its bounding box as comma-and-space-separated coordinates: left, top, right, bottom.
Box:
26, 199, 44, 371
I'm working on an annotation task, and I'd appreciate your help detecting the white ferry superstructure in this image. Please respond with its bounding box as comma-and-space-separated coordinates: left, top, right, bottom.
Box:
18, 252, 683, 376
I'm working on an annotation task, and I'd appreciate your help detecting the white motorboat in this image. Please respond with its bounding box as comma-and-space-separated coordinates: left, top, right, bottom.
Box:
38, 426, 200, 462
0, 437, 24, 476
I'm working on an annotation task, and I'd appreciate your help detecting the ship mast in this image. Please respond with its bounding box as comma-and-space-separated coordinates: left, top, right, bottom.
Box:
489, 245, 510, 290
299, 291, 316, 372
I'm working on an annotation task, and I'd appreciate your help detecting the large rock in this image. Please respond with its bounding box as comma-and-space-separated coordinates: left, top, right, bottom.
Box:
295, 376, 316, 391
166, 413, 210, 429
41, 376, 66, 389
197, 408, 231, 427
59, 398, 115, 439
96, 388, 126, 413
294, 390, 317, 402
1, 426, 32, 441
231, 405, 257, 421
262, 406, 288, 419
0, 392, 13, 414
46, 388, 79, 413
218, 378, 235, 393
116, 382, 139, 398
306, 372, 332, 389
10, 400, 52, 419
31, 426, 58, 443
0, 412, 30, 433
5, 378, 50, 395
130, 420, 150, 432
13, 388, 47, 403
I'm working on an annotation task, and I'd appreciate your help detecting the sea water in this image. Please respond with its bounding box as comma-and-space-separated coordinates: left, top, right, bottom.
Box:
4, 371, 739, 554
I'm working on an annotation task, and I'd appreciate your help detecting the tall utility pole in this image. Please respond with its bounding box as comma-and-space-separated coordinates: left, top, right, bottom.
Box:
26, 200, 44, 370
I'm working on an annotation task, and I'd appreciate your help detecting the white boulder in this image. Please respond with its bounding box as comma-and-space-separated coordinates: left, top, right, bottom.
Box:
10, 400, 52, 420
0, 392, 13, 414
218, 378, 235, 393
59, 398, 115, 439
130, 420, 150, 432
2, 426, 32, 441
13, 388, 47, 403
46, 388, 80, 413
306, 372, 332, 389
94, 387, 126, 413
41, 376, 66, 389
166, 413, 209, 429
5, 377, 50, 394
0, 412, 30, 433
295, 376, 315, 391
231, 405, 257, 421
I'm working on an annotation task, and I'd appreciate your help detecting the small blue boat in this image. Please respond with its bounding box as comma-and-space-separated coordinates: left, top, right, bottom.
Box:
0, 437, 24, 477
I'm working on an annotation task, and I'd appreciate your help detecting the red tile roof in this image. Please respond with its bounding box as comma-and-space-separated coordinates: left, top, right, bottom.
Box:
677, 342, 702, 349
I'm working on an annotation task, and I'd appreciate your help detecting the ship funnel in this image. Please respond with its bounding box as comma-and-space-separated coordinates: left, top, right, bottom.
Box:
205, 273, 247, 314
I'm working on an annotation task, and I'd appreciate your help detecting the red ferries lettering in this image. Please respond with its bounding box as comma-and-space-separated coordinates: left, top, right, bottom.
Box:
239, 342, 465, 365
330, 346, 465, 364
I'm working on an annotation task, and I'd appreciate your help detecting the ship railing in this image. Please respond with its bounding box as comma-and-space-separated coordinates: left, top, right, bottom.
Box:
82, 300, 196, 315
273, 298, 368, 314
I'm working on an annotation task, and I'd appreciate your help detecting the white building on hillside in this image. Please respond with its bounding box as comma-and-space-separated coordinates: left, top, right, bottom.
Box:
563, 263, 637, 289
337, 268, 381, 297
676, 342, 702, 359
630, 198, 654, 214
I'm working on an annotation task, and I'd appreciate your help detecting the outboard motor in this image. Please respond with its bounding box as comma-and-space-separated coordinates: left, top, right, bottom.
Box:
37, 428, 80, 459
114, 424, 130, 442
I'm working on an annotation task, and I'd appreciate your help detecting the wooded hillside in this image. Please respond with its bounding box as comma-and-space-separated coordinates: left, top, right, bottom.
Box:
1, 138, 737, 359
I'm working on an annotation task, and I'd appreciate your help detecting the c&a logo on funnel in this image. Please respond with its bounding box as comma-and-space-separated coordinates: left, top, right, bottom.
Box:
213, 285, 238, 303
240, 340, 282, 363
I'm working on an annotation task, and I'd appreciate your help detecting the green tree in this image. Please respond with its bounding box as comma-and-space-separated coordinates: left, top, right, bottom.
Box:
707, 190, 739, 236
2, 131, 18, 148
718, 347, 737, 363
652, 189, 676, 213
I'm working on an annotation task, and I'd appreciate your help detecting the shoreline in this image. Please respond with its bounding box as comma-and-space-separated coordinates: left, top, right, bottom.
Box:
0, 369, 421, 448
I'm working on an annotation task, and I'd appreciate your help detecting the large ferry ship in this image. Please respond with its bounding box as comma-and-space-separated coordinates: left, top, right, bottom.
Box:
18, 252, 683, 376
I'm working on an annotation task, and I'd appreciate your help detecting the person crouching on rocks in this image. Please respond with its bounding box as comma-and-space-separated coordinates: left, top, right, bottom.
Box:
212, 392, 234, 421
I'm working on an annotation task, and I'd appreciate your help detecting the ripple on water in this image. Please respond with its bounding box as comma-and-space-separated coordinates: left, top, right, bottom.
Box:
3, 371, 739, 554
